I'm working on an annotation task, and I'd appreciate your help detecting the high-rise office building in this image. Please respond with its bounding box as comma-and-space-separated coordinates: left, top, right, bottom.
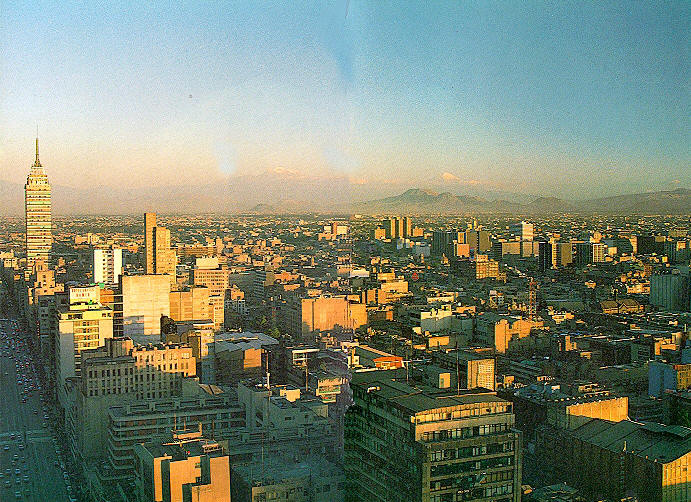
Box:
144, 212, 176, 278
538, 241, 556, 271
510, 221, 533, 241
650, 270, 690, 312
403, 216, 413, 238
70, 337, 196, 463
92, 246, 123, 285
114, 274, 171, 343
25, 137, 52, 266
575, 242, 607, 266
345, 371, 522, 502
55, 285, 113, 407
383, 217, 413, 240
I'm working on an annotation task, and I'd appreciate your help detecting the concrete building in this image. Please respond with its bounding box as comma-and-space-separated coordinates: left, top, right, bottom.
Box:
452, 255, 501, 280
115, 274, 171, 343
103, 389, 237, 483
348, 344, 404, 370
432, 230, 458, 256
345, 371, 522, 502
24, 137, 52, 267
650, 270, 690, 312
547, 419, 691, 502
55, 285, 113, 407
510, 221, 533, 241
20, 261, 64, 359
475, 313, 533, 353
169, 286, 212, 323
430, 349, 496, 391
283, 295, 367, 340
191, 265, 231, 296
382, 217, 412, 239
213, 332, 279, 385
538, 240, 557, 271
575, 242, 607, 265
92, 246, 123, 285
144, 212, 177, 278
505, 381, 629, 438
649, 361, 691, 397
231, 454, 345, 502
135, 428, 230, 502
70, 337, 196, 464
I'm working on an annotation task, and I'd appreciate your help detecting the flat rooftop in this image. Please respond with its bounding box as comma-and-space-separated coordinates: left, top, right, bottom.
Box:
570, 419, 691, 464
352, 371, 507, 416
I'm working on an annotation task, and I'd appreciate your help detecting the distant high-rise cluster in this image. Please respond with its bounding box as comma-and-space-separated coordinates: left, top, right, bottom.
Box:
24, 137, 52, 266
382, 216, 412, 239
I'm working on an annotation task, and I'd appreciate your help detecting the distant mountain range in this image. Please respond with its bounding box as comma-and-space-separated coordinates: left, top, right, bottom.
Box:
0, 177, 688, 215
347, 187, 691, 215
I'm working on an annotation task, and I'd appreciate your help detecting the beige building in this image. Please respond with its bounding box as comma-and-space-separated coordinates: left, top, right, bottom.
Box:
283, 295, 367, 340
55, 285, 113, 407
232, 454, 344, 502
431, 349, 496, 391
25, 138, 52, 267
169, 287, 211, 322
20, 261, 64, 359
115, 274, 171, 343
135, 428, 230, 502
71, 337, 196, 462
191, 266, 231, 296
213, 332, 279, 385
475, 313, 533, 353
144, 212, 177, 278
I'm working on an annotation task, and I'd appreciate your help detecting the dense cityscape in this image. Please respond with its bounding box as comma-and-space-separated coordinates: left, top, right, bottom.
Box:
3, 2, 689, 502
0, 139, 689, 502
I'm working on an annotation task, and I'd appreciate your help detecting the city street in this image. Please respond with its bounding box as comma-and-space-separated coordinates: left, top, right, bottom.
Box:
0, 318, 74, 502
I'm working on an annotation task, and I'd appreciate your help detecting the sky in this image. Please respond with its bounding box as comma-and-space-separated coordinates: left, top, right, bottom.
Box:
1, 0, 689, 206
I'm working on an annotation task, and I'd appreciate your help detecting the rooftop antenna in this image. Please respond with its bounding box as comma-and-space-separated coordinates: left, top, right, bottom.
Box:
33, 126, 41, 167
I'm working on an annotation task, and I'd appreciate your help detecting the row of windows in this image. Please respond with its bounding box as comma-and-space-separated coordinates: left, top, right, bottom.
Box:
430, 455, 514, 478
430, 469, 513, 492
429, 441, 514, 461
421, 423, 510, 442
87, 362, 190, 379
430, 483, 512, 502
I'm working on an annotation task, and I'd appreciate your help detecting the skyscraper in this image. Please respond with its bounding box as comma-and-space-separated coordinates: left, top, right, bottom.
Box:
510, 221, 534, 241
144, 212, 176, 278
25, 137, 52, 266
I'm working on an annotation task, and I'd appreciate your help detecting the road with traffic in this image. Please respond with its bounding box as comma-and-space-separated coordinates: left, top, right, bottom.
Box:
0, 316, 75, 502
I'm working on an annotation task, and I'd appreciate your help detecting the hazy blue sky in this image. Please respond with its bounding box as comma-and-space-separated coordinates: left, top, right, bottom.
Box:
1, 1, 689, 200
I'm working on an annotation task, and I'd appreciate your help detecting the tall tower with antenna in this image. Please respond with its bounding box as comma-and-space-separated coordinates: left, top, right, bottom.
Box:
25, 136, 52, 267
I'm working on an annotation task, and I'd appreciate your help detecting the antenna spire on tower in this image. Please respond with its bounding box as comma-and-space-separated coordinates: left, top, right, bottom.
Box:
33, 130, 41, 167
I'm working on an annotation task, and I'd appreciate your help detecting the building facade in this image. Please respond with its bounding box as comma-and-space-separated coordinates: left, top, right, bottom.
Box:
92, 246, 123, 285
345, 371, 522, 502
25, 138, 52, 266
144, 212, 177, 278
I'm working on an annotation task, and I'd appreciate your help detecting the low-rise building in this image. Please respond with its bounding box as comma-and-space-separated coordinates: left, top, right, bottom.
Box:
135, 428, 230, 502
